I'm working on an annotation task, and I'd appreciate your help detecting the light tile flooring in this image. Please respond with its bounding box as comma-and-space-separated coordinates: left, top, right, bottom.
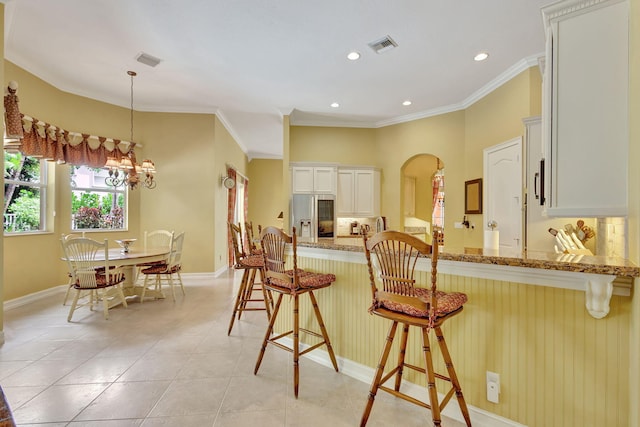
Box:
0, 271, 465, 426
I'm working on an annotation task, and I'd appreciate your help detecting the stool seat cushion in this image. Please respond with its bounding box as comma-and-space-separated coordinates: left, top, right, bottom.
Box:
380, 288, 467, 318
240, 254, 264, 268
141, 263, 181, 274
269, 269, 336, 290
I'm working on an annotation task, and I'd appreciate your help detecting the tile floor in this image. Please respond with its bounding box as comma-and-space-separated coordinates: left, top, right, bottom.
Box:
0, 271, 465, 426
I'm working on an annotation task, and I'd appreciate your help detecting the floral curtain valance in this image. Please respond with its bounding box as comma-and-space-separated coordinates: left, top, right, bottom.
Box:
17, 115, 134, 168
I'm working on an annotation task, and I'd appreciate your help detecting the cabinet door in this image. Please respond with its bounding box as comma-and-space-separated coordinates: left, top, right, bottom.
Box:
313, 167, 336, 193
336, 170, 354, 215
292, 167, 314, 193
543, 0, 628, 216
354, 170, 374, 216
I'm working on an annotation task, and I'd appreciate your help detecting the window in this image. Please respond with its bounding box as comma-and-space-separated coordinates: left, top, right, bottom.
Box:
70, 166, 126, 230
4, 151, 47, 233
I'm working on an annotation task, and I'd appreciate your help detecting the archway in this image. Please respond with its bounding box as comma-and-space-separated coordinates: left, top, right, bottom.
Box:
401, 154, 444, 244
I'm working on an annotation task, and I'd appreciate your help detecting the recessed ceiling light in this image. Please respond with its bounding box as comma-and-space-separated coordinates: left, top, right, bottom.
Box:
330, 102, 340, 108
347, 51, 360, 61
402, 100, 412, 106
474, 52, 489, 62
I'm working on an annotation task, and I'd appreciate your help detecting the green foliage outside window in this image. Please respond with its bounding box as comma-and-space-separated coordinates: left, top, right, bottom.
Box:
4, 152, 43, 233
7, 189, 40, 231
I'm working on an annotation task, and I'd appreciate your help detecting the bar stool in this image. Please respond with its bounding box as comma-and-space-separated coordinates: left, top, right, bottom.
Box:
255, 226, 339, 398
244, 221, 262, 255
227, 222, 272, 335
360, 230, 471, 427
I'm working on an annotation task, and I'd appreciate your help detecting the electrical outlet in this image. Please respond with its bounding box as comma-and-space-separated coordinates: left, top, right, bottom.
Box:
454, 222, 463, 229
486, 371, 500, 403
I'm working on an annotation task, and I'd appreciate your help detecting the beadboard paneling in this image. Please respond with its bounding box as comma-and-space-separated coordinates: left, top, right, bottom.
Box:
272, 255, 630, 427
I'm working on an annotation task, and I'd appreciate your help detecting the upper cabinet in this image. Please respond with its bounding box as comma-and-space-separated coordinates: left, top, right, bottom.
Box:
337, 167, 380, 217
541, 0, 628, 217
291, 165, 337, 194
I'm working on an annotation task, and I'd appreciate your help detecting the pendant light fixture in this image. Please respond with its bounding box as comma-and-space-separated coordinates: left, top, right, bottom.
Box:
105, 70, 157, 190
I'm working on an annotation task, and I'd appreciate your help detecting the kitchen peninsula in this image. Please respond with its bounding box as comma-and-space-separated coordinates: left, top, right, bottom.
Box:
276, 235, 638, 425
296, 236, 638, 319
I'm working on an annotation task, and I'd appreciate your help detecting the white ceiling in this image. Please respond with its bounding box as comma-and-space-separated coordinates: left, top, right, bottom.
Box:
2, 0, 550, 159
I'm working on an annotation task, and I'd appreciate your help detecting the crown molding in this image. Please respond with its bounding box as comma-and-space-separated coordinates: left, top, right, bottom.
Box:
215, 109, 249, 155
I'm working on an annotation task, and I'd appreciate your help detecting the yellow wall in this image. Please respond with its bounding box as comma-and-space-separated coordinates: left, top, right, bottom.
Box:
138, 111, 218, 272
247, 159, 284, 230
214, 116, 248, 270
402, 154, 440, 225
289, 126, 377, 166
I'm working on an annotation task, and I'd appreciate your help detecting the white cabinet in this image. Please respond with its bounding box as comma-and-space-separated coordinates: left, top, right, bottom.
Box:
541, 0, 628, 217
313, 167, 336, 193
337, 168, 380, 217
291, 166, 336, 194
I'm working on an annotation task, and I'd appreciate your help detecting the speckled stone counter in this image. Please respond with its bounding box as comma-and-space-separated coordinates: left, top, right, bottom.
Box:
295, 236, 638, 319
296, 237, 639, 278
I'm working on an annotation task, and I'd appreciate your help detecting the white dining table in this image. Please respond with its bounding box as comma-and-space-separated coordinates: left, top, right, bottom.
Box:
65, 247, 170, 300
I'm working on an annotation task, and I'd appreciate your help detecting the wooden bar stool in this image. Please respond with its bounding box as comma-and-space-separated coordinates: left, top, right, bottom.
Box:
244, 221, 263, 255
228, 222, 273, 335
360, 230, 471, 427
255, 226, 339, 398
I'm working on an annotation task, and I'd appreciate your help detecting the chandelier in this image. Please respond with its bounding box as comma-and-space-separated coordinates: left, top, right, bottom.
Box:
105, 71, 156, 190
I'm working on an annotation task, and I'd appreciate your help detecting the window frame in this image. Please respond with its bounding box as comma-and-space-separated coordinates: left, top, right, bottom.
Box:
70, 165, 128, 232
3, 152, 48, 235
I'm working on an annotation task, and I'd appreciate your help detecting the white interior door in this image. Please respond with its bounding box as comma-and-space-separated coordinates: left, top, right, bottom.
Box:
484, 137, 523, 251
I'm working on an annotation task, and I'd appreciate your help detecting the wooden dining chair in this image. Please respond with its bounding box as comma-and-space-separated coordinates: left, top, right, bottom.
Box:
139, 231, 185, 302
360, 230, 471, 427
228, 222, 272, 335
61, 235, 128, 322
255, 226, 339, 398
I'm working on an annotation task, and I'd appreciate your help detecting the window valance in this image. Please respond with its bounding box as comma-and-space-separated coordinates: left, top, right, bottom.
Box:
15, 115, 137, 168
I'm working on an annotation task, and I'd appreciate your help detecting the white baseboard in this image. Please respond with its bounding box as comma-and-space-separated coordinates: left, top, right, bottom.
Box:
213, 266, 231, 277
4, 285, 67, 311
279, 337, 527, 427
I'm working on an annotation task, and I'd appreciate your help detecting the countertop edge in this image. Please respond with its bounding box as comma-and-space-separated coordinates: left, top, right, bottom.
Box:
295, 240, 639, 278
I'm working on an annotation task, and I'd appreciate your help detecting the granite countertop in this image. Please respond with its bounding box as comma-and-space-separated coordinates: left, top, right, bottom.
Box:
296, 237, 640, 278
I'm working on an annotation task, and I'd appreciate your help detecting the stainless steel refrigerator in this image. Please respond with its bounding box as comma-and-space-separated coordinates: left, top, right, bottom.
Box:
290, 194, 335, 238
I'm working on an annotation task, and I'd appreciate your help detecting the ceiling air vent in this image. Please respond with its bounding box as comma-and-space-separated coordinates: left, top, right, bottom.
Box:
368, 35, 398, 54
135, 52, 162, 68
